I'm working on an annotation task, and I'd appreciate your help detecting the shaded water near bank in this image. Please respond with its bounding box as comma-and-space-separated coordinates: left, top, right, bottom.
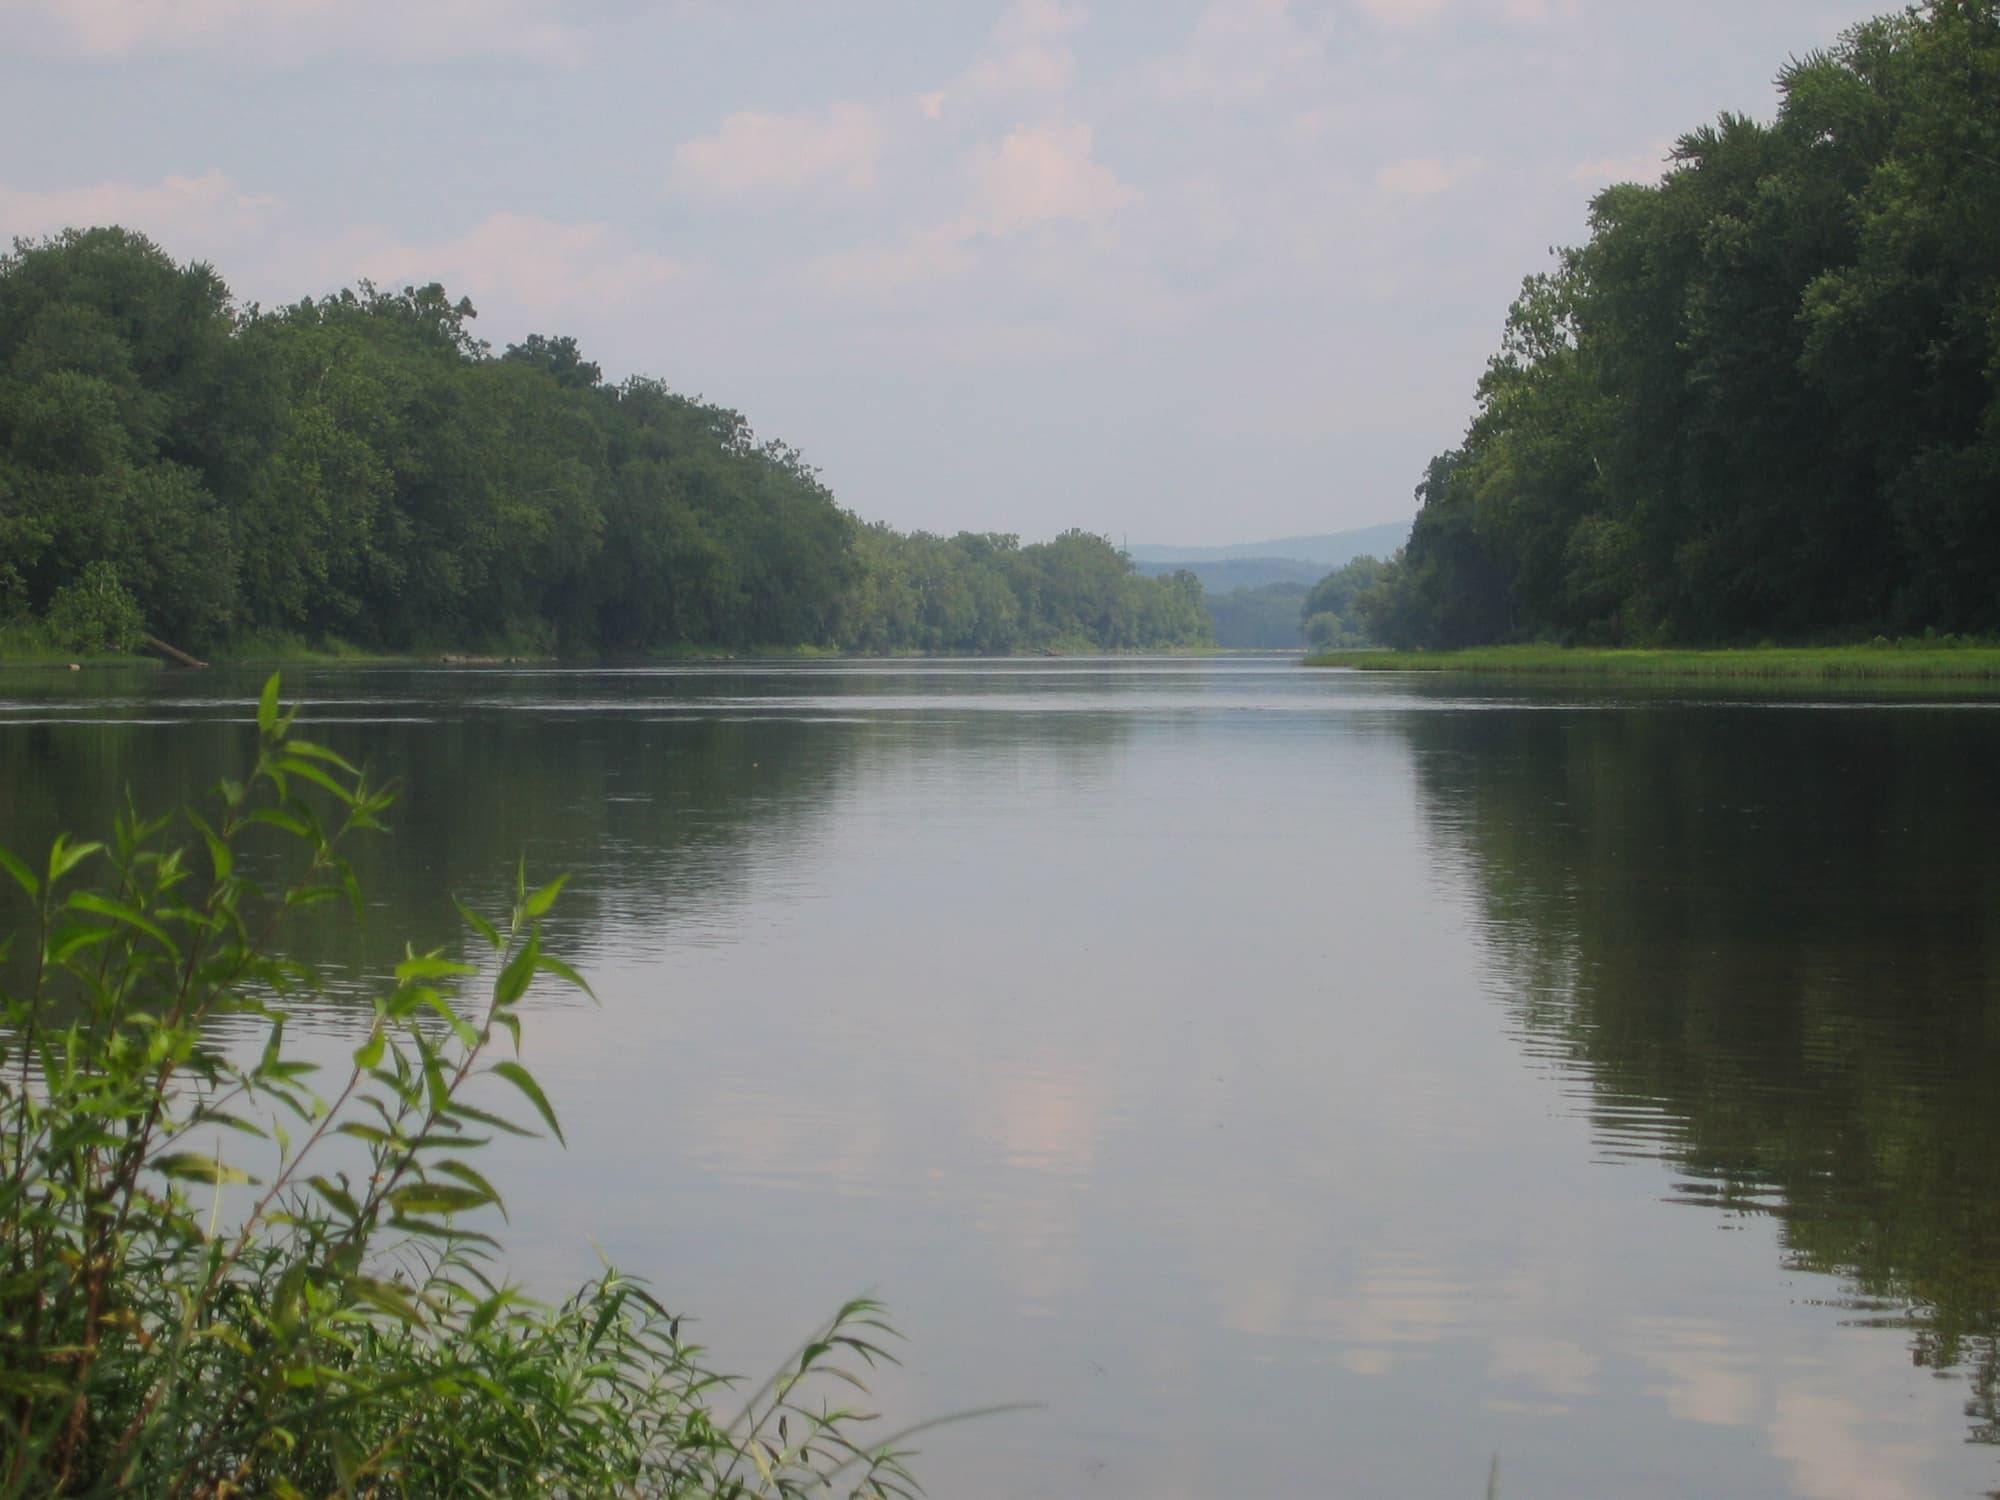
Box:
4, 658, 1999, 1499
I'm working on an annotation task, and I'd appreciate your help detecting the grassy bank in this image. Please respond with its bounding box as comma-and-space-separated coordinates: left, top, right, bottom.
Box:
1303, 643, 2000, 683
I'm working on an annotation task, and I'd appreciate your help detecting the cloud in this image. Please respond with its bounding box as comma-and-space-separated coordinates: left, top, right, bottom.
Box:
0, 170, 690, 347
993, 0, 1087, 47
951, 0, 1087, 108
802, 222, 982, 302
966, 123, 1135, 232
670, 103, 888, 200
1150, 0, 1325, 102
0, 170, 284, 257
1376, 155, 1483, 195
331, 212, 691, 319
794, 124, 1140, 322
2, 0, 586, 65
1351, 0, 1452, 26
1351, 0, 1579, 27
1569, 149, 1672, 188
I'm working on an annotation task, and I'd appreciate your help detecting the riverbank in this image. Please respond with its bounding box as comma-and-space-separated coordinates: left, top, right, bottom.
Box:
0, 640, 1231, 672
1303, 643, 2000, 682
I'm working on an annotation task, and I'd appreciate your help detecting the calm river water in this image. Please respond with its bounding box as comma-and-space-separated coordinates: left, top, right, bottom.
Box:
6, 657, 2000, 1499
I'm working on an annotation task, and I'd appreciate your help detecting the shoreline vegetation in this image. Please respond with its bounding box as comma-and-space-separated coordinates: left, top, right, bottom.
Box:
1329, 3, 1999, 659
0, 677, 938, 1497
1304, 642, 2000, 683
0, 230, 1212, 665
3, 628, 1248, 668
0, 640, 1241, 671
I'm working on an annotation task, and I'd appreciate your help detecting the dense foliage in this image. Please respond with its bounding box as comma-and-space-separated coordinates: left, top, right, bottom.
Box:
1367, 0, 2000, 648
1298, 556, 1389, 649
0, 679, 927, 1497
1203, 582, 1309, 648
0, 231, 1210, 657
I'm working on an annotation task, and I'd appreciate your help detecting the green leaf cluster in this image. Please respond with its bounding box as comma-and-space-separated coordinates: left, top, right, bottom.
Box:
0, 675, 926, 1498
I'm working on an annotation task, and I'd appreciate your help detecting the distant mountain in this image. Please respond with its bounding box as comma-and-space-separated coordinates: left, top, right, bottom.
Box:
1126, 521, 1409, 571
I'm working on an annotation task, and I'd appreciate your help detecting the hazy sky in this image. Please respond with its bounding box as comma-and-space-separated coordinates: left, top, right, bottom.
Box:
0, 0, 1889, 545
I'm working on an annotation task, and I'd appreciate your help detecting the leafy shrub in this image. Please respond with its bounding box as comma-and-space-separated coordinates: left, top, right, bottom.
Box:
43, 560, 147, 654
0, 677, 921, 1498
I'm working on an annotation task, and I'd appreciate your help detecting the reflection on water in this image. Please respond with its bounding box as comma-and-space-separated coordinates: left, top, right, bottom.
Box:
5, 661, 2000, 1498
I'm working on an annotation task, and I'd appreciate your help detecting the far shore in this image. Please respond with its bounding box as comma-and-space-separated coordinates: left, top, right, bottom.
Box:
1303, 643, 2000, 684
0, 641, 1251, 672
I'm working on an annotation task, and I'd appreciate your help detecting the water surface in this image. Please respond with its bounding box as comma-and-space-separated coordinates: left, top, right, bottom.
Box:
5, 658, 1999, 1499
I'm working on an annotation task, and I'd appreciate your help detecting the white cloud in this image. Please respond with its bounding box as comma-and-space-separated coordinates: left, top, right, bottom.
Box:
1352, 0, 1578, 27
1376, 155, 1483, 195
0, 171, 691, 345
802, 221, 982, 302
671, 102, 889, 200
3, 0, 586, 65
993, 0, 1086, 47
1569, 149, 1672, 188
1769, 1393, 1925, 1500
966, 123, 1135, 232
1351, 0, 1452, 26
1150, 0, 1325, 102
955, 0, 1087, 104
793, 124, 1141, 318
0, 170, 284, 258
330, 212, 691, 319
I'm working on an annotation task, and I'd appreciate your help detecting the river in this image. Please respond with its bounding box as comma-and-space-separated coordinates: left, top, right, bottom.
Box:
5, 656, 1999, 1499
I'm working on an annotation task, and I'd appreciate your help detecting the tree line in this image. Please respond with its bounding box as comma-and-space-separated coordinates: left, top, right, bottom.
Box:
0, 228, 1211, 657
1361, 0, 2000, 649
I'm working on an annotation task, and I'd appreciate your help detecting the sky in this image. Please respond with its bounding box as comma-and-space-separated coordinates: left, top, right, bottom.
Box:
0, 0, 1892, 547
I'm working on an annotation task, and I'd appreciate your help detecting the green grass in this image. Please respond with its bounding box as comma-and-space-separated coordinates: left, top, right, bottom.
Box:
1303, 642, 2000, 683
0, 621, 159, 668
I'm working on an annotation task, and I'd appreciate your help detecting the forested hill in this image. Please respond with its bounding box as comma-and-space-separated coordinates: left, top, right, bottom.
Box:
0, 229, 1210, 658
1366, 0, 2000, 650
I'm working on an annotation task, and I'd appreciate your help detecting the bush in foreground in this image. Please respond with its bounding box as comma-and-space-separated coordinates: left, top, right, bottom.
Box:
0, 677, 920, 1498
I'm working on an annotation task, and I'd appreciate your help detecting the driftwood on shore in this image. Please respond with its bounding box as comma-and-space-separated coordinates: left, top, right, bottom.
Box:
143, 636, 209, 669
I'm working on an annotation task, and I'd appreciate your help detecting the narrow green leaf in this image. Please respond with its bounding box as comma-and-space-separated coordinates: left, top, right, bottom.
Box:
421, 1044, 450, 1114
259, 1018, 286, 1074
494, 934, 540, 1009
249, 808, 310, 838
48, 836, 104, 886
347, 1275, 424, 1325
258, 673, 282, 736
434, 1161, 508, 1222
536, 953, 595, 1000
308, 1176, 361, 1221
68, 890, 175, 952
188, 812, 233, 882
0, 845, 39, 899
522, 870, 570, 919
386, 1183, 491, 1215
152, 1151, 255, 1185
491, 1061, 564, 1145
395, 952, 477, 984
352, 1030, 385, 1071
455, 897, 502, 950
274, 756, 353, 803
444, 1101, 535, 1138
420, 991, 481, 1049
283, 738, 361, 775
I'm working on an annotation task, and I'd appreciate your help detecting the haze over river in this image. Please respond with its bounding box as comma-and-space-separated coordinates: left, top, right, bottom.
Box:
6, 657, 2000, 1499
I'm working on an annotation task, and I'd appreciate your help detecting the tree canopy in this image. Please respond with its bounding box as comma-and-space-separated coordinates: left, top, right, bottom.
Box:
0, 228, 1211, 657
1364, 0, 2000, 649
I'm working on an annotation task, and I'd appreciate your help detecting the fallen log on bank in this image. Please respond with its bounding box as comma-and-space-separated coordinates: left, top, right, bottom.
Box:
144, 635, 209, 669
